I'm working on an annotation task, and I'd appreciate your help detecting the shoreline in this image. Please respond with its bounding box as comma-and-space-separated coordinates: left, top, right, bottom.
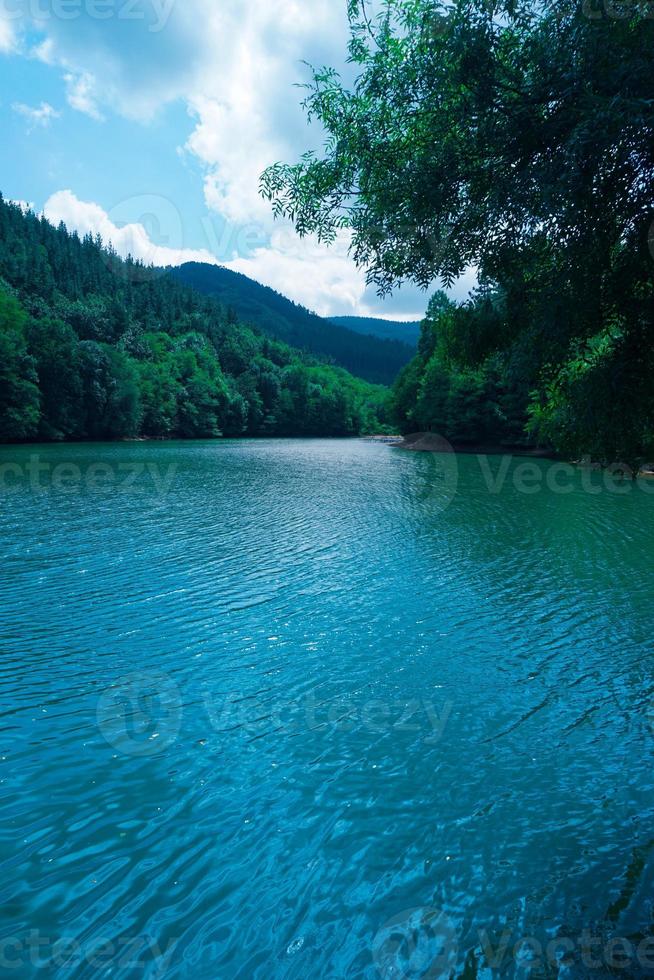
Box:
367, 433, 654, 477
366, 433, 555, 458
2, 434, 653, 476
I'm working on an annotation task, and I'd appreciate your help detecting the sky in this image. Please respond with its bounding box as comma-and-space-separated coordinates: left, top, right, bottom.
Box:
0, 0, 476, 319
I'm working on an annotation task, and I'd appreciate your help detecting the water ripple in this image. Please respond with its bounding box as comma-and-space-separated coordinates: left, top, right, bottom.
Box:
1, 440, 654, 978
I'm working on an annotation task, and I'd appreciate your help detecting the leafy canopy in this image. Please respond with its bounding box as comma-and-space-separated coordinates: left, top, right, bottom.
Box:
261, 0, 654, 462
261, 0, 654, 293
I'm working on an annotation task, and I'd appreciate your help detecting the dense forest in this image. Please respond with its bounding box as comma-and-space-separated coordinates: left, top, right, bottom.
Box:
391, 290, 532, 448
262, 0, 654, 466
172, 262, 413, 385
0, 195, 391, 443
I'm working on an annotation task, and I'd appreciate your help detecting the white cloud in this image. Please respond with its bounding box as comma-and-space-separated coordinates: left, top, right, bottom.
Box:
31, 36, 55, 63
38, 190, 431, 318
225, 232, 474, 317
12, 0, 350, 221
12, 101, 60, 130
185, 93, 281, 227
32, 36, 103, 119
183, 1, 350, 227
15, 0, 212, 121
0, 10, 15, 53
18, 4, 460, 318
64, 72, 103, 120
43, 190, 219, 269
9, 199, 35, 213
225, 229, 368, 317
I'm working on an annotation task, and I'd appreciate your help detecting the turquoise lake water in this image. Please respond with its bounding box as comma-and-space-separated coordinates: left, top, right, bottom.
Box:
2, 438, 654, 978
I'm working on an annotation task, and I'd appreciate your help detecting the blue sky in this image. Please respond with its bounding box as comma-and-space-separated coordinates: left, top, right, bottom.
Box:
0, 1, 475, 318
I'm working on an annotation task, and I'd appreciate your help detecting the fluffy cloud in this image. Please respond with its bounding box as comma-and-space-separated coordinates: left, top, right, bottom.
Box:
43, 189, 218, 268
41, 190, 472, 319
224, 227, 476, 318
226, 228, 368, 317
39, 190, 432, 318
12, 100, 60, 129
11, 0, 350, 221
0, 10, 15, 52
13, 0, 217, 120
6, 2, 470, 317
64, 72, 103, 119
183, 1, 350, 226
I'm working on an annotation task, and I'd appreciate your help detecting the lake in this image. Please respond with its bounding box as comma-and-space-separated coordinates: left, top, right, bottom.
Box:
2, 438, 654, 978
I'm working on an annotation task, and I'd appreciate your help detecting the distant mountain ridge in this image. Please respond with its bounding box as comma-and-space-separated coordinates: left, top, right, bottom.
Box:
172, 263, 414, 386
329, 316, 421, 347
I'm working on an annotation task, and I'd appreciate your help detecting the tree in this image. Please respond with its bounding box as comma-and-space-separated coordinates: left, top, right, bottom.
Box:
27, 316, 84, 440
261, 0, 654, 461
78, 342, 141, 440
262, 0, 654, 287
0, 289, 40, 441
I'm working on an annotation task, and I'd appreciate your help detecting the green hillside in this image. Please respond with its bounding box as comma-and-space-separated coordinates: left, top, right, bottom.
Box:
0, 195, 390, 443
172, 263, 413, 386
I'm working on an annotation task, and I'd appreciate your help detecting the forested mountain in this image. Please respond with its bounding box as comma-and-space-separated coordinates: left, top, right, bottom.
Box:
0, 195, 390, 443
172, 263, 413, 386
329, 316, 420, 347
